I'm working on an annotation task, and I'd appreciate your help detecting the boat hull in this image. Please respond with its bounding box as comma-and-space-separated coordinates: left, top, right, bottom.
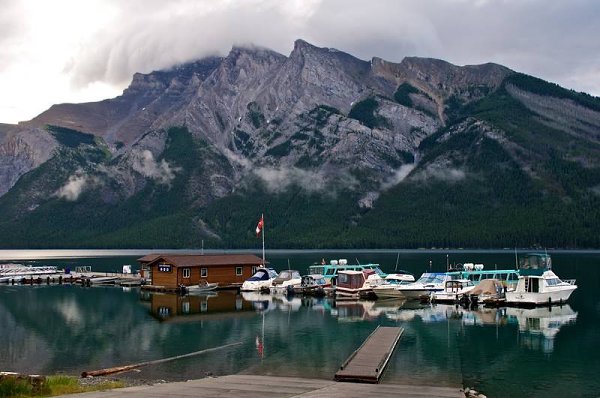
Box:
372, 286, 405, 299
398, 288, 442, 299
506, 286, 576, 305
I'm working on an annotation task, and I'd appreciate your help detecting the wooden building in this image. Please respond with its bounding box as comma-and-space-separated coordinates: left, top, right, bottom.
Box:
137, 253, 265, 289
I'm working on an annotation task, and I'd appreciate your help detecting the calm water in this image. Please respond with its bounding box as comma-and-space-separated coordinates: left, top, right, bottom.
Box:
1, 250, 599, 398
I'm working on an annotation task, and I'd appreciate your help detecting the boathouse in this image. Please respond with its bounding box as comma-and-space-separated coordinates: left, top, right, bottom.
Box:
137, 253, 265, 289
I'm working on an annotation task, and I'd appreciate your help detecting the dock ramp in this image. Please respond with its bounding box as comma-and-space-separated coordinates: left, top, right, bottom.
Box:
335, 326, 403, 383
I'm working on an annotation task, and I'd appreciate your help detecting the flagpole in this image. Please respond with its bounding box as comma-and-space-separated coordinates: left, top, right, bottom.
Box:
262, 213, 265, 267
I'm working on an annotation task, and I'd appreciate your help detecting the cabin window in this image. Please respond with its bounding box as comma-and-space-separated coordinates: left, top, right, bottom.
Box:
182, 268, 191, 278
201, 301, 208, 312
236, 267, 243, 276
252, 266, 258, 274
201, 268, 208, 277
338, 273, 349, 283
182, 301, 190, 314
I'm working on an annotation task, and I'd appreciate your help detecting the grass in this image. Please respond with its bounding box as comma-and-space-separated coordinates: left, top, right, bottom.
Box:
0, 375, 125, 397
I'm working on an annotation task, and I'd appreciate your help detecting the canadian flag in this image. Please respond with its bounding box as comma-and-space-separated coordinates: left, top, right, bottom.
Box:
255, 215, 264, 237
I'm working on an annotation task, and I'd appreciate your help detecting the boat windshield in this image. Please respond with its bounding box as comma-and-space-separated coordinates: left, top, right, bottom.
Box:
416, 273, 444, 284
309, 266, 324, 275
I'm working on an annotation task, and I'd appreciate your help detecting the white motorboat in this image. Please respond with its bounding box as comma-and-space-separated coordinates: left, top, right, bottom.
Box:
394, 272, 451, 300
372, 272, 416, 299
506, 270, 577, 305
270, 269, 302, 294
240, 268, 278, 292
430, 279, 475, 303
187, 281, 219, 294
505, 253, 577, 306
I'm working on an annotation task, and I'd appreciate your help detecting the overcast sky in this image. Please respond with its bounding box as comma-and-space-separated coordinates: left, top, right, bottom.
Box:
1, 0, 599, 124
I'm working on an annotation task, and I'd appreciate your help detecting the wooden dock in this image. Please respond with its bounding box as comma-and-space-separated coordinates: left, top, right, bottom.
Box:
335, 326, 403, 383
52, 375, 464, 398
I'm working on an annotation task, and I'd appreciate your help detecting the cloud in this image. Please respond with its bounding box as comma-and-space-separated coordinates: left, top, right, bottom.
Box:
253, 166, 357, 194
131, 150, 179, 185
413, 165, 467, 183
381, 164, 416, 190
55, 172, 94, 201
1, 0, 600, 124
253, 166, 326, 193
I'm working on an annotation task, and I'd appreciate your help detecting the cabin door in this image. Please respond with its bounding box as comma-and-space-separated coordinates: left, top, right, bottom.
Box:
527, 278, 539, 293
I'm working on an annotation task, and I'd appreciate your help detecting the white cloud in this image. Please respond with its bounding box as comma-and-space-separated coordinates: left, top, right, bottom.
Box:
55, 172, 94, 201
253, 166, 326, 193
1, 0, 599, 123
253, 166, 358, 194
131, 150, 179, 185
414, 165, 467, 183
381, 164, 416, 190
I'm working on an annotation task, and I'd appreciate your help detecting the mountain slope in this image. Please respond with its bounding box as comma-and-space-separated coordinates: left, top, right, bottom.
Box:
1, 40, 599, 249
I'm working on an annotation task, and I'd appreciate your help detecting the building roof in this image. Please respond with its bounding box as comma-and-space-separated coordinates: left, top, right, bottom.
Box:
138, 253, 266, 267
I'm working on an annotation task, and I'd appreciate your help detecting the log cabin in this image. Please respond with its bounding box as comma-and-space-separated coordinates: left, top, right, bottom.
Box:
137, 253, 265, 289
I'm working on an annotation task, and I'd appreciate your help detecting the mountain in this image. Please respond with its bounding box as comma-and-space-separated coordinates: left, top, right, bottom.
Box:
1, 39, 599, 249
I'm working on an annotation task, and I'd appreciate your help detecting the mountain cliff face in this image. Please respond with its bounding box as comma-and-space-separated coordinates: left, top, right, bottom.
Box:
1, 39, 599, 249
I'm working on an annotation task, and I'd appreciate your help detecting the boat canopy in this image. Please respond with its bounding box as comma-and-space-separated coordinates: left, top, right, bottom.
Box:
415, 273, 447, 284
519, 253, 551, 270
275, 270, 301, 281
247, 268, 276, 281
468, 279, 504, 296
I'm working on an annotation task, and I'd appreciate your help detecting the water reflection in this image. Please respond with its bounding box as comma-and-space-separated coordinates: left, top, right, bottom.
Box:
147, 289, 578, 355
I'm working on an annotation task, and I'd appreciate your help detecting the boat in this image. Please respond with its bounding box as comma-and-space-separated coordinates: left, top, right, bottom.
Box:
270, 269, 302, 294
446, 262, 520, 290
466, 278, 506, 305
372, 272, 416, 299
505, 253, 577, 306
293, 274, 331, 296
308, 259, 386, 286
394, 272, 451, 300
240, 267, 279, 292
335, 269, 384, 299
0, 263, 61, 281
430, 279, 475, 303
187, 281, 219, 294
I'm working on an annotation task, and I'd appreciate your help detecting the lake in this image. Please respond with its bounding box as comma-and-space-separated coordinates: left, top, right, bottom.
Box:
1, 249, 599, 397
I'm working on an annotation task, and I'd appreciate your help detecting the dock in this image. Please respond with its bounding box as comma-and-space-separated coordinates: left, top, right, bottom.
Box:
335, 326, 403, 383
52, 375, 464, 398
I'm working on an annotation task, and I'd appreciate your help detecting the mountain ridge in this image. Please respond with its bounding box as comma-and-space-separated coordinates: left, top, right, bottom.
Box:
1, 39, 599, 249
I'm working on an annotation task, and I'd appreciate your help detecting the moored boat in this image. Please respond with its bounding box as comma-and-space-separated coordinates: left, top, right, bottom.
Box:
270, 269, 301, 294
187, 281, 219, 294
335, 269, 384, 299
505, 253, 577, 306
371, 272, 416, 299
394, 272, 451, 300
293, 274, 331, 296
431, 279, 475, 303
308, 259, 385, 286
240, 268, 279, 292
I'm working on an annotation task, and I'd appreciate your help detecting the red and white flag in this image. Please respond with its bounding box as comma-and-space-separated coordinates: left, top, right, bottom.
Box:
255, 215, 264, 237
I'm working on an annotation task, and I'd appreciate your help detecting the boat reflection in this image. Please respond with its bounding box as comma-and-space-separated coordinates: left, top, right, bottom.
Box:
424, 303, 578, 352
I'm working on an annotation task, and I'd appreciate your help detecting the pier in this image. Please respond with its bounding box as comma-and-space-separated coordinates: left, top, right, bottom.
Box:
52, 375, 464, 398
335, 326, 403, 383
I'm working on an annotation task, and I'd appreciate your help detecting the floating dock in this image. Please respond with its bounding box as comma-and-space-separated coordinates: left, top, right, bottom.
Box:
335, 326, 403, 383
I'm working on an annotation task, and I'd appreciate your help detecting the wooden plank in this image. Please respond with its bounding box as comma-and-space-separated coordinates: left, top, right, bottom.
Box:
50, 375, 463, 398
335, 326, 403, 383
